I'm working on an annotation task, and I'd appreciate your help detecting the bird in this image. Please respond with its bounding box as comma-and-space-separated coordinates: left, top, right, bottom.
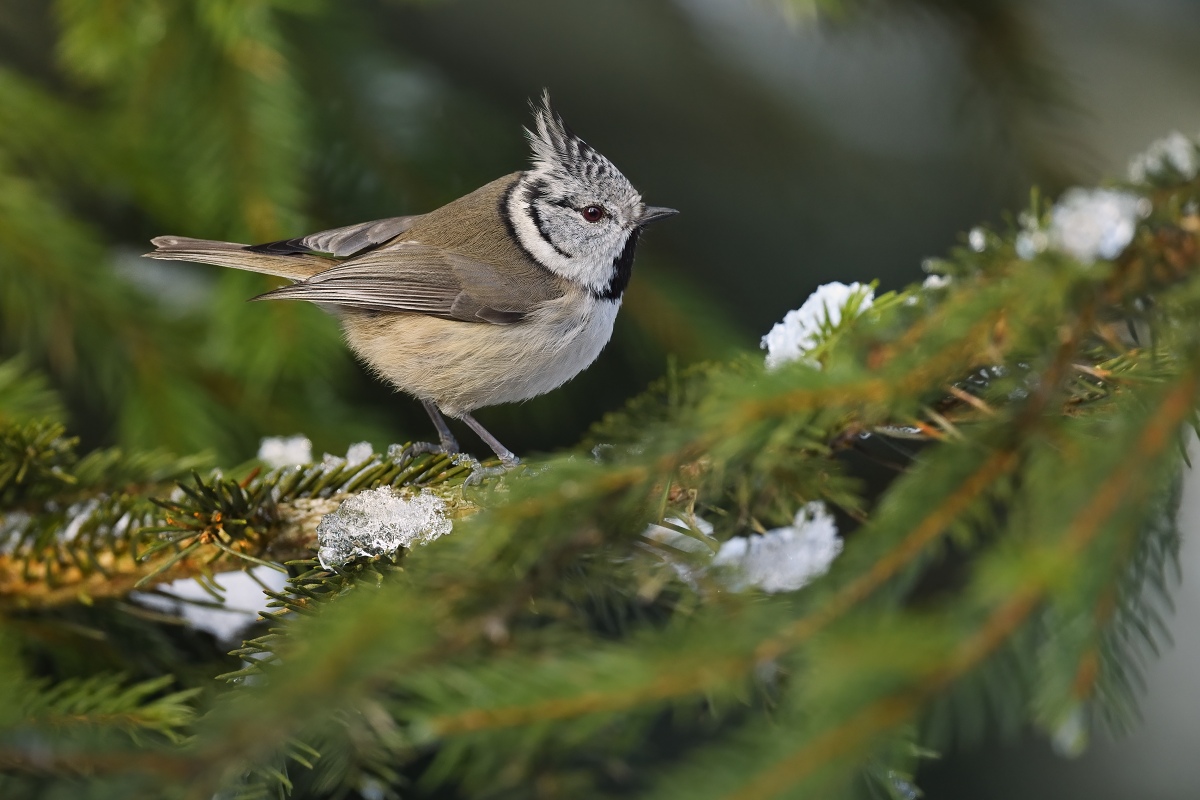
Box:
145, 91, 677, 467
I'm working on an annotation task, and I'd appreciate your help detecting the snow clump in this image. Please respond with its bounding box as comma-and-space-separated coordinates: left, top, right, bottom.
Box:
316, 487, 453, 568
344, 441, 374, 465
968, 227, 987, 252
1047, 188, 1148, 265
132, 567, 289, 642
1014, 210, 1049, 261
258, 435, 313, 468
644, 502, 843, 594
1128, 131, 1198, 183
712, 502, 843, 593
761, 282, 874, 370
922, 273, 952, 290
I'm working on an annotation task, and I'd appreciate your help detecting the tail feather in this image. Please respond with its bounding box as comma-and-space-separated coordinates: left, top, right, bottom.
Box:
144, 236, 329, 281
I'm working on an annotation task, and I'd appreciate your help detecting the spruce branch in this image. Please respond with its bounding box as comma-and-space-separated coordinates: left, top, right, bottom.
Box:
171, 153, 1200, 798
2, 125, 1200, 800
0, 434, 478, 609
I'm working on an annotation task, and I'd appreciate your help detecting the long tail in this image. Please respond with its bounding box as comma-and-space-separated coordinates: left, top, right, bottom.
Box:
144, 236, 329, 281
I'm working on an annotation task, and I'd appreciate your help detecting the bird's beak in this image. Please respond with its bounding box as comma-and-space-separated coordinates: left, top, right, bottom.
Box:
638, 205, 679, 226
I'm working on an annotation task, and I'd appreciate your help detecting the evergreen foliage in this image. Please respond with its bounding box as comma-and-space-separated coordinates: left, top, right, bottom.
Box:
2, 1, 1198, 799
1, 155, 1198, 794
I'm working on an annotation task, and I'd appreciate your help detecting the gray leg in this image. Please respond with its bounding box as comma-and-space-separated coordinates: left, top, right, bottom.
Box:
422, 400, 460, 453
460, 413, 520, 467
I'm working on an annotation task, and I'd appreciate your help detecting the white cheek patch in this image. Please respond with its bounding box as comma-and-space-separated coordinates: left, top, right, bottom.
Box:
508, 180, 616, 295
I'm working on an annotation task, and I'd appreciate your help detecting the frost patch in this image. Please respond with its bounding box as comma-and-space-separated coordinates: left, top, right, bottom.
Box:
317, 487, 453, 568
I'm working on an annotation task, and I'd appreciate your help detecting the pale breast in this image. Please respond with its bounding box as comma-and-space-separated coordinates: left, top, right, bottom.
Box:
340, 293, 620, 417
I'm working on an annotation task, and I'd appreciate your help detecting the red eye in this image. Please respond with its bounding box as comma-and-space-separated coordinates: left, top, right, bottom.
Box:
581, 205, 605, 223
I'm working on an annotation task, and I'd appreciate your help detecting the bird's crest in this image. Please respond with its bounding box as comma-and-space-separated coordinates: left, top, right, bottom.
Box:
525, 90, 620, 186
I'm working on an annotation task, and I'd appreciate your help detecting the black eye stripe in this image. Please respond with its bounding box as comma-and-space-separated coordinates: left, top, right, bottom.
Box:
521, 190, 573, 260
524, 179, 549, 204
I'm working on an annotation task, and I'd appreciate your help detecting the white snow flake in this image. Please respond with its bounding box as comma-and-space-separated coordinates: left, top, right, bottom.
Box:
316, 487, 453, 568
257, 435, 313, 468
1048, 188, 1148, 265
761, 282, 874, 370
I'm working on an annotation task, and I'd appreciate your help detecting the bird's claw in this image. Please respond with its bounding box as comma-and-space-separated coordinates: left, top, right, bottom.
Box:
463, 457, 521, 486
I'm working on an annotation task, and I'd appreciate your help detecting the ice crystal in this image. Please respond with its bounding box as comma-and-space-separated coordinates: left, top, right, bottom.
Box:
761, 282, 874, 370
1048, 188, 1148, 265
257, 435, 313, 468
316, 487, 453, 568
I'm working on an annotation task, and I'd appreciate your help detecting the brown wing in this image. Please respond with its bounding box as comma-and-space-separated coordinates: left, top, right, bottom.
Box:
251, 243, 562, 324
245, 216, 422, 258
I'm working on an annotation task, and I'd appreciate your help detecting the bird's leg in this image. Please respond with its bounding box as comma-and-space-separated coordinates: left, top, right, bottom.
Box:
422, 400, 461, 454
459, 413, 520, 467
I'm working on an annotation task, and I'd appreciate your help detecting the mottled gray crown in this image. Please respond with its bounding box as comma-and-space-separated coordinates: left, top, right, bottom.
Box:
525, 91, 628, 190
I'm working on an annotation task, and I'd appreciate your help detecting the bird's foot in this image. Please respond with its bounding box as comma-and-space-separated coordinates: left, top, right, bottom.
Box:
463, 455, 521, 486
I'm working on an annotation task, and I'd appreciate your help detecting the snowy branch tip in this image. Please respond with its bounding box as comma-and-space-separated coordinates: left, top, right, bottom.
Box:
761, 282, 874, 370
645, 502, 843, 594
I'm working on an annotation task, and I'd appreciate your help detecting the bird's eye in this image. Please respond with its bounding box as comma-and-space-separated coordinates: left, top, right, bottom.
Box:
580, 205, 605, 223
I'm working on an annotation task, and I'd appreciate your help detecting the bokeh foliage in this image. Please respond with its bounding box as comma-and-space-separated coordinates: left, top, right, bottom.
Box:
1, 153, 1198, 797
2, 1, 1198, 799
0, 0, 1091, 464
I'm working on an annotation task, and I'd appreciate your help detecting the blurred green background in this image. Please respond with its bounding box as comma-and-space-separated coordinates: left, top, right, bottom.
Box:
2, 0, 1200, 796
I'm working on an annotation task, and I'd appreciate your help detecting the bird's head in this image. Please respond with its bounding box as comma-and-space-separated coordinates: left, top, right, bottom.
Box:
507, 91, 677, 300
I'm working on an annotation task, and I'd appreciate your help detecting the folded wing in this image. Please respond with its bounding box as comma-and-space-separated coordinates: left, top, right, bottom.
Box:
252, 243, 562, 325
244, 215, 422, 258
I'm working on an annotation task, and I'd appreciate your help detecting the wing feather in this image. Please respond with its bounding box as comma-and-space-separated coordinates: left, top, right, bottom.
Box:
252, 243, 560, 324
245, 216, 421, 258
